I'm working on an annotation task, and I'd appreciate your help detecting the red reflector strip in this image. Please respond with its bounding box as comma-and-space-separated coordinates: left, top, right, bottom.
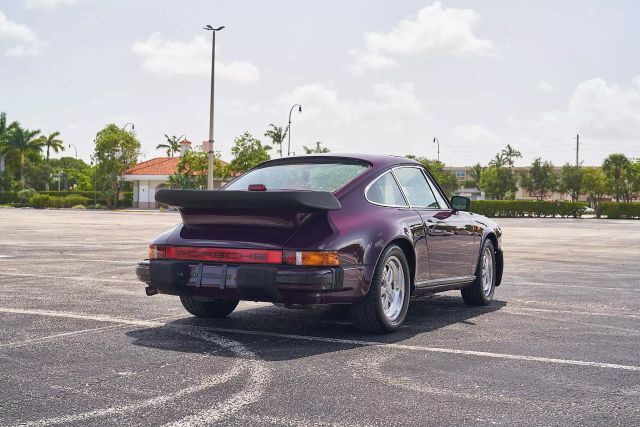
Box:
164, 246, 282, 264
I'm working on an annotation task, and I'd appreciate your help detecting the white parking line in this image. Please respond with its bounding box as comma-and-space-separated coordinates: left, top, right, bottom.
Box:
503, 281, 639, 292
503, 306, 640, 320
2, 307, 639, 372
0, 271, 139, 284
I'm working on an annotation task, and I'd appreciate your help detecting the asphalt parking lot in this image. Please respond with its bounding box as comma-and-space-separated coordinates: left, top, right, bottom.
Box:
0, 209, 638, 426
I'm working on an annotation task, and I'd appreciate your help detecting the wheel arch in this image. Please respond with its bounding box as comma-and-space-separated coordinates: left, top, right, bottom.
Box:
370, 237, 416, 292
483, 232, 503, 286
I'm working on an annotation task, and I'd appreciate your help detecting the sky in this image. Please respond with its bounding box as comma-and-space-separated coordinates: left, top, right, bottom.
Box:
1, 0, 639, 167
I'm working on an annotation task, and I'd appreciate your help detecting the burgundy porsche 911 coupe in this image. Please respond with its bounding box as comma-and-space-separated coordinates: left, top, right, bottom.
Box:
136, 154, 503, 333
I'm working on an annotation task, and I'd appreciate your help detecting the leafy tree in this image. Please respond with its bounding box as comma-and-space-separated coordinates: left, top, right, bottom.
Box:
405, 155, 459, 197
167, 150, 225, 189
628, 159, 640, 201
559, 164, 583, 201
520, 158, 557, 201
92, 124, 141, 208
225, 132, 271, 178
157, 134, 183, 157
1, 122, 42, 188
464, 162, 484, 189
500, 144, 522, 168
36, 131, 64, 190
264, 124, 288, 158
0, 112, 10, 191
581, 167, 610, 208
49, 157, 94, 191
602, 153, 631, 202
303, 142, 330, 154
479, 166, 517, 200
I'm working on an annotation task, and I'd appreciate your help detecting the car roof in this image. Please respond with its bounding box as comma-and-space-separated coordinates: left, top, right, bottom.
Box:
257, 153, 420, 169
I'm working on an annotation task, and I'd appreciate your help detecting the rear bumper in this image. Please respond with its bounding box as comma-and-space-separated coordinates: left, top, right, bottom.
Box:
136, 259, 366, 304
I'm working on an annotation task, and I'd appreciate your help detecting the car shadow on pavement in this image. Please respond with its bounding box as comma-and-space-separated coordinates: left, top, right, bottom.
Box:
126, 294, 507, 361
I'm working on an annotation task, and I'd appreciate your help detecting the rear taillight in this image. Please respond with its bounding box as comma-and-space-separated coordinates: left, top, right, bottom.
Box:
283, 250, 340, 267
149, 245, 340, 266
149, 245, 166, 259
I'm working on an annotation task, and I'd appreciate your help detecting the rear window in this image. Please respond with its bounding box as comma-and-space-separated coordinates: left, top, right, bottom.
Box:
224, 162, 369, 192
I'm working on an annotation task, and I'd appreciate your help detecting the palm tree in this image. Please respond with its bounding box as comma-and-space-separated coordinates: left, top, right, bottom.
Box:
37, 131, 64, 190
501, 144, 522, 168
264, 124, 288, 158
488, 153, 505, 168
602, 153, 631, 202
156, 134, 184, 157
468, 162, 484, 188
303, 142, 330, 154
1, 123, 42, 188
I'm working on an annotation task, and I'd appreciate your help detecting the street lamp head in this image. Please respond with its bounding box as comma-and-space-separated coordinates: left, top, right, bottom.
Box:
298, 105, 302, 113
433, 137, 437, 142
204, 25, 225, 31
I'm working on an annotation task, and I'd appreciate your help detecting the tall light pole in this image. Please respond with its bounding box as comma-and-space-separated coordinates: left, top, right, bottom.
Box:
68, 143, 78, 159
122, 123, 135, 132
90, 160, 97, 208
433, 137, 440, 162
204, 25, 225, 190
287, 104, 302, 156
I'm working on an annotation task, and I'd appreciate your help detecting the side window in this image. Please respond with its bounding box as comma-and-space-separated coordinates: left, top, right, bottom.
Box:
424, 173, 449, 209
392, 167, 440, 208
366, 172, 408, 207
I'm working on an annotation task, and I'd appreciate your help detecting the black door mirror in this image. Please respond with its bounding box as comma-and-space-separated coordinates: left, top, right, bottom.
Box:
451, 195, 470, 211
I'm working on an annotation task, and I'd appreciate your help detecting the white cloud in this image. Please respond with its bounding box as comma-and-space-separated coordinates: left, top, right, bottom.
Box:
0, 10, 43, 56
529, 77, 640, 138
536, 80, 554, 92
350, 1, 496, 73
278, 82, 425, 123
452, 124, 505, 144
23, 0, 79, 9
347, 49, 399, 75
131, 33, 260, 84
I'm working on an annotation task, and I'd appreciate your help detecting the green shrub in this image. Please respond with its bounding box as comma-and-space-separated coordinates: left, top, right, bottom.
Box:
0, 191, 18, 204
29, 194, 51, 208
71, 204, 86, 209
48, 196, 64, 208
596, 202, 640, 219
63, 195, 88, 207
17, 188, 38, 204
470, 200, 588, 218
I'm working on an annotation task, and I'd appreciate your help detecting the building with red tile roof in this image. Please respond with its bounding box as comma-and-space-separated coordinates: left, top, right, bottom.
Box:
122, 139, 228, 208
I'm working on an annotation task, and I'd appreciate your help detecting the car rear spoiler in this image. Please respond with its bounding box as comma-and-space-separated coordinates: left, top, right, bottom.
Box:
155, 189, 341, 211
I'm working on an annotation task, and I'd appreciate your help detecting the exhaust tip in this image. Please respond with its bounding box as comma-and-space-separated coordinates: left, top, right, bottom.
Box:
145, 286, 158, 296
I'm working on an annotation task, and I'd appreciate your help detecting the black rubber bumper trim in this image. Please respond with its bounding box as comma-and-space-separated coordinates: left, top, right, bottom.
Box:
136, 260, 151, 284
137, 259, 345, 299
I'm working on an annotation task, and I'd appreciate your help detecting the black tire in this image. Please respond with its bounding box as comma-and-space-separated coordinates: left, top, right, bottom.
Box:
350, 245, 411, 333
461, 239, 496, 306
180, 296, 239, 318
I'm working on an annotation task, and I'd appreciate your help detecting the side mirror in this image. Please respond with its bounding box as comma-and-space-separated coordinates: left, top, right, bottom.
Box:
451, 195, 470, 212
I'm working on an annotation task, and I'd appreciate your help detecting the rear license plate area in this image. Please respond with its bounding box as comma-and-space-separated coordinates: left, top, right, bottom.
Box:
186, 264, 236, 289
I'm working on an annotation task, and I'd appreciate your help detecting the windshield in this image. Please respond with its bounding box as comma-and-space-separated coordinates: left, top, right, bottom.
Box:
224, 162, 369, 192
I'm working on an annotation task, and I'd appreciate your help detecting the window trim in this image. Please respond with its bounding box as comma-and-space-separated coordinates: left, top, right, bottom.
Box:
364, 165, 452, 210
391, 166, 444, 210
363, 170, 410, 208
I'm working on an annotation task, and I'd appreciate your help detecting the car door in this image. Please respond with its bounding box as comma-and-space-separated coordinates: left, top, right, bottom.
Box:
364, 170, 431, 284
392, 166, 476, 281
